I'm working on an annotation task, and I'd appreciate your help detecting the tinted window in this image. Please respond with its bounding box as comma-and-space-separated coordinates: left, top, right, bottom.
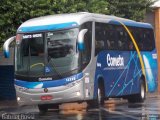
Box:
95, 22, 105, 54
95, 22, 154, 55
130, 27, 155, 51
80, 22, 92, 66
106, 25, 117, 50
95, 23, 119, 55
117, 26, 135, 51
95, 23, 135, 55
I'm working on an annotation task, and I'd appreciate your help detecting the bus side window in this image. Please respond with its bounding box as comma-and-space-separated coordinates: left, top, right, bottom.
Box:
107, 30, 116, 50
105, 24, 118, 50
130, 27, 155, 51
117, 26, 136, 51
80, 22, 92, 65
116, 26, 127, 50
106, 39, 111, 48
139, 29, 144, 50
126, 27, 136, 51
116, 25, 139, 51
95, 22, 105, 55
143, 29, 155, 51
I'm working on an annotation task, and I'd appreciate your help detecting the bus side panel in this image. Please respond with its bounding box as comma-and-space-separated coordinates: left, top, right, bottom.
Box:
142, 50, 158, 92
94, 51, 142, 98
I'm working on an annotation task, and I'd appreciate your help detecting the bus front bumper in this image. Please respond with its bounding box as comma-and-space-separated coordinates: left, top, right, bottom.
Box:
15, 80, 85, 106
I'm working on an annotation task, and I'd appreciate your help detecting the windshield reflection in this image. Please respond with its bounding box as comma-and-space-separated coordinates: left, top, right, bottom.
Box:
46, 28, 79, 77
15, 28, 80, 78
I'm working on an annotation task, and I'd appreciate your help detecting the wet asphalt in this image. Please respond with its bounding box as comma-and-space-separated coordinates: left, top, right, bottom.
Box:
0, 95, 160, 120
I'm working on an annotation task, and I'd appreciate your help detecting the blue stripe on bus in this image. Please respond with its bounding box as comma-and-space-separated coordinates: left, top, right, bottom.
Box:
17, 22, 78, 33
15, 72, 83, 89
109, 20, 153, 29
4, 50, 10, 58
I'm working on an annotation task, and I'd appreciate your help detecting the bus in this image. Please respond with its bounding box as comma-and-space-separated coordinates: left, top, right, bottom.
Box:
3, 12, 158, 112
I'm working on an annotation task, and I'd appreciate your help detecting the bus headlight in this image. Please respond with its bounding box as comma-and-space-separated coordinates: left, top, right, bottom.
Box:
17, 97, 21, 101
76, 91, 81, 96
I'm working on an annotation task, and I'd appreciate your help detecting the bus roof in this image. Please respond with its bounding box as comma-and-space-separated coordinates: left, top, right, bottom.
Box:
17, 12, 153, 33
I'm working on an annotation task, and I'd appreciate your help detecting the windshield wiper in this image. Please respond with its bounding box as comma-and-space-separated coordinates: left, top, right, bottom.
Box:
48, 56, 63, 79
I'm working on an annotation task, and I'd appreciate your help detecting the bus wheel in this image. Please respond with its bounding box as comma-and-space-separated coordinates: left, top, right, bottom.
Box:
128, 80, 146, 103
97, 80, 105, 106
87, 100, 97, 109
38, 104, 48, 113
87, 80, 105, 109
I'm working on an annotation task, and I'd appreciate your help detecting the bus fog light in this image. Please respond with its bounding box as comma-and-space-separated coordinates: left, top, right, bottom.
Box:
17, 97, 21, 101
76, 91, 81, 96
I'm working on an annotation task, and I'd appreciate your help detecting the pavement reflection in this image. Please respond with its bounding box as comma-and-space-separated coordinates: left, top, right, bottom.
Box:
0, 96, 160, 120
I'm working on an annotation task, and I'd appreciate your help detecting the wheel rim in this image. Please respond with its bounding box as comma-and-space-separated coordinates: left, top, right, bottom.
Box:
141, 84, 145, 99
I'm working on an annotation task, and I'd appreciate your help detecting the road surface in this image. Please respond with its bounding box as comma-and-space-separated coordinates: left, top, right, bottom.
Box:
0, 95, 159, 120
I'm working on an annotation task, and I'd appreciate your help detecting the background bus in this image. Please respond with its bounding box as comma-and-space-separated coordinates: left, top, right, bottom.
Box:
3, 12, 158, 112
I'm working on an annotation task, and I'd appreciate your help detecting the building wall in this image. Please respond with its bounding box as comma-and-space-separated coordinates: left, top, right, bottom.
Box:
154, 8, 160, 92
145, 8, 160, 93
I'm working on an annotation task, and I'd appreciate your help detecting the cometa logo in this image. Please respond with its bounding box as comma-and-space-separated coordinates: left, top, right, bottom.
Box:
107, 54, 124, 67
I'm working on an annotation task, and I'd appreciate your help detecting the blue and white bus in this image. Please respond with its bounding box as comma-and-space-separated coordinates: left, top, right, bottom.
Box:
3, 12, 158, 112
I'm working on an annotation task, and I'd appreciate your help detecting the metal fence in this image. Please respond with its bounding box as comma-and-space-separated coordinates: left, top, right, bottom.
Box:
0, 65, 16, 100
0, 50, 16, 100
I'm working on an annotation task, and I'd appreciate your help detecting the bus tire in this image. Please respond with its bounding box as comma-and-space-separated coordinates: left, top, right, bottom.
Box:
38, 104, 59, 113
128, 80, 146, 103
97, 79, 105, 106
38, 104, 48, 113
87, 79, 105, 109
87, 100, 98, 109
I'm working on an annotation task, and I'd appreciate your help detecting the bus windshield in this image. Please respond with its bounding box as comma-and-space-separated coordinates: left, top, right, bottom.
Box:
46, 28, 79, 77
15, 28, 80, 78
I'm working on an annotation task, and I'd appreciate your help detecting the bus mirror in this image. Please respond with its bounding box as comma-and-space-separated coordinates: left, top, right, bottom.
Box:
78, 29, 88, 51
3, 36, 15, 58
